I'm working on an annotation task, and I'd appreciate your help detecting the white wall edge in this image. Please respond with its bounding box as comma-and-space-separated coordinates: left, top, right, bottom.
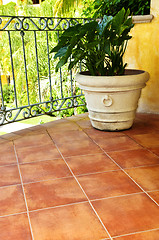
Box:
132, 14, 154, 24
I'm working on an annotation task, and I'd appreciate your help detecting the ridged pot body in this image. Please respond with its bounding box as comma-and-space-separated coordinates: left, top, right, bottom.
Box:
76, 69, 149, 131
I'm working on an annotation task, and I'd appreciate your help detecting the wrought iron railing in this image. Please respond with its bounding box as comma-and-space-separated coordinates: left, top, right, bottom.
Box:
0, 15, 89, 125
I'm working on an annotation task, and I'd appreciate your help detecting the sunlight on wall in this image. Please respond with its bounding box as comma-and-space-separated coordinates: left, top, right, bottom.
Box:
125, 0, 159, 114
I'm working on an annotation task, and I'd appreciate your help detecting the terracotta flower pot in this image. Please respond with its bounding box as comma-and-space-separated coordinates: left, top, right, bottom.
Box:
76, 69, 149, 131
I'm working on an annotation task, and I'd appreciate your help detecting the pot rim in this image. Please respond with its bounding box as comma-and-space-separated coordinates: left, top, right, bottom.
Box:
79, 69, 145, 77
76, 69, 149, 91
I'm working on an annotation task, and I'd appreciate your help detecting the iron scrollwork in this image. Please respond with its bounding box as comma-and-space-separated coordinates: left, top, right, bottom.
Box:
0, 15, 87, 126
0, 16, 89, 31
0, 95, 86, 125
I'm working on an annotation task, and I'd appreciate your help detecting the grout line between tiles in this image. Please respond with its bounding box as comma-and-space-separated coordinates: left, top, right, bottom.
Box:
13, 143, 35, 240
46, 130, 113, 240
61, 152, 106, 158
0, 183, 22, 190
0, 211, 27, 218
124, 132, 159, 158
5, 161, 159, 189
22, 175, 73, 185
121, 162, 159, 170
84, 131, 159, 207
90, 191, 145, 202
112, 227, 159, 239
17, 157, 62, 165
106, 154, 159, 207
0, 163, 18, 168
75, 169, 121, 177
0, 157, 158, 176
0, 152, 108, 168
29, 200, 89, 213
0, 189, 156, 220
147, 189, 159, 193
65, 152, 110, 159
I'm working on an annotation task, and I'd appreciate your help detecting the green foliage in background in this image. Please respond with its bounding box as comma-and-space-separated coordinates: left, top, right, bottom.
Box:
0, 29, 56, 105
0, 2, 16, 15
53, 0, 83, 17
82, 0, 150, 18
0, 1, 87, 119
0, 0, 82, 17
2, 85, 14, 103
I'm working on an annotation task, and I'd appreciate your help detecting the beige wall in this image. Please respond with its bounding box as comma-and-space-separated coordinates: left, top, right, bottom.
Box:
124, 0, 159, 114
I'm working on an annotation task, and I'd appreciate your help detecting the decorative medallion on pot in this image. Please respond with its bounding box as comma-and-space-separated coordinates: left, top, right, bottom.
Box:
50, 8, 149, 131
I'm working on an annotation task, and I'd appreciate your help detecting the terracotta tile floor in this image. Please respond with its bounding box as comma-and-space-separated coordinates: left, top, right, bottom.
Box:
0, 113, 159, 240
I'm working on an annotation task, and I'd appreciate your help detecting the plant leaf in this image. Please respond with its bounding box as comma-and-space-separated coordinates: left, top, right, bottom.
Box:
97, 15, 113, 36
54, 46, 68, 59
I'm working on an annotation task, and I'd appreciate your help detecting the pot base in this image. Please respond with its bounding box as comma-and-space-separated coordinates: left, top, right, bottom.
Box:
89, 110, 135, 131
91, 119, 133, 131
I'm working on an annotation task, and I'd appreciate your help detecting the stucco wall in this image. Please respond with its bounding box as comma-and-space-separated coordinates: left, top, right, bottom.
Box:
125, 0, 159, 114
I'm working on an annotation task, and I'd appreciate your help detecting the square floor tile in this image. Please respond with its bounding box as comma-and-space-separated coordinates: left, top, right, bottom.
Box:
14, 132, 52, 148
16, 144, 61, 163
0, 165, 21, 187
0, 214, 32, 240
124, 121, 158, 136
0, 138, 11, 144
20, 159, 72, 183
13, 129, 32, 137
148, 191, 159, 204
0, 185, 26, 216
66, 153, 119, 175
24, 177, 87, 211
30, 202, 109, 240
84, 128, 125, 141
136, 113, 159, 121
28, 125, 45, 131
57, 139, 102, 157
44, 118, 67, 128
92, 193, 159, 237
149, 147, 159, 156
112, 229, 159, 239
0, 141, 14, 151
77, 171, 141, 200
67, 113, 88, 122
132, 133, 159, 148
76, 119, 93, 129
46, 120, 80, 132
0, 146, 17, 166
126, 165, 159, 191
49, 130, 90, 145
150, 120, 159, 130
108, 149, 159, 169
1, 133, 20, 141
94, 136, 141, 152
23, 130, 47, 136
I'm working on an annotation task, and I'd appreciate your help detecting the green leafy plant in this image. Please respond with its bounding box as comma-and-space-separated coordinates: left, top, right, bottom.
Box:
51, 8, 134, 76
82, 0, 150, 18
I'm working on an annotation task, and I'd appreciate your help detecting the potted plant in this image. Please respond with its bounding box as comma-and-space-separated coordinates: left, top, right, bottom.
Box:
50, 8, 149, 131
